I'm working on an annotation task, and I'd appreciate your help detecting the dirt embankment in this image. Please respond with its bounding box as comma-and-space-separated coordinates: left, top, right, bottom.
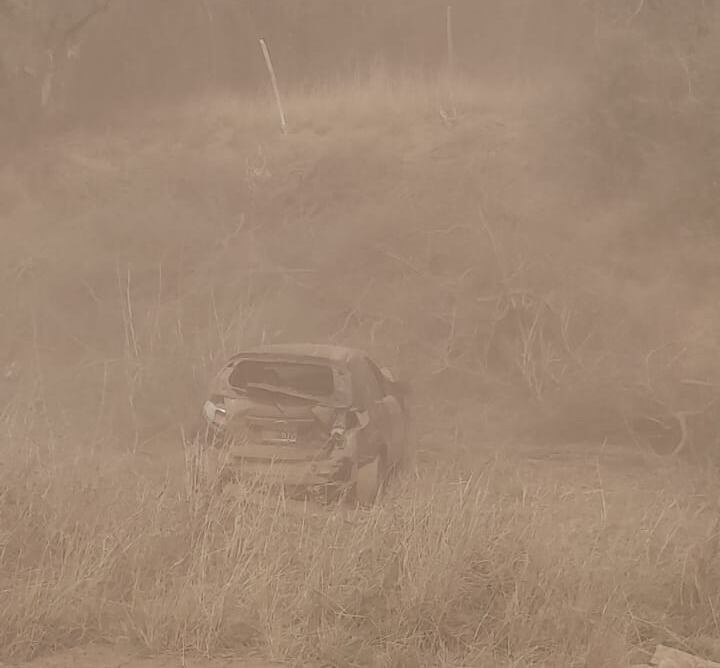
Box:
3, 72, 719, 455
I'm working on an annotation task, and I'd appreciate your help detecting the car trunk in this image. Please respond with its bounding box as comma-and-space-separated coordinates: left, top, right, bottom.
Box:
222, 396, 339, 463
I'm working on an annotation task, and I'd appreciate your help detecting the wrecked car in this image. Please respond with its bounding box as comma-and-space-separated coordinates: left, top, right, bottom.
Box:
196, 343, 411, 505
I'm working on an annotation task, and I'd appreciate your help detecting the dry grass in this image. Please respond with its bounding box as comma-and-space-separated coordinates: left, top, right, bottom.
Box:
2, 430, 720, 667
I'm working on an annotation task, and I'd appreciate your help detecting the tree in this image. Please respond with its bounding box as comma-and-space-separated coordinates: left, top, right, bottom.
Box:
0, 0, 113, 122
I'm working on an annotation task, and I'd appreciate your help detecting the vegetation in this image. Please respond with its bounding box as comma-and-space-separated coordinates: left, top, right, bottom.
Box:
2, 2, 720, 665
2, 437, 720, 666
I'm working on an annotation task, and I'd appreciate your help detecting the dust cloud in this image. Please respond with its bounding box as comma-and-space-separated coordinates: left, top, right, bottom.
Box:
2, 2, 720, 667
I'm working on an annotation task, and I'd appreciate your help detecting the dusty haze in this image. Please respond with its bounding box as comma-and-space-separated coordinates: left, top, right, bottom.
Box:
2, 2, 720, 667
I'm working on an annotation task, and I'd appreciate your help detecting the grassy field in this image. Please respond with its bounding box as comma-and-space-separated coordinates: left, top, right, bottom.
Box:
2, 73, 720, 667
2, 437, 720, 667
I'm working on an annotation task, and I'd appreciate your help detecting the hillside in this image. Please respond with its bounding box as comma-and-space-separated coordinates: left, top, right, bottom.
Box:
3, 72, 720, 453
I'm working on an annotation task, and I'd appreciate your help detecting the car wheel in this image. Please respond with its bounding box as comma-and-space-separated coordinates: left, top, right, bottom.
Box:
354, 448, 388, 507
385, 426, 411, 480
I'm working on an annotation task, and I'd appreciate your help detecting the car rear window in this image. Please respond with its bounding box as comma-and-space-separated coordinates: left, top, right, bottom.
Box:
228, 360, 336, 397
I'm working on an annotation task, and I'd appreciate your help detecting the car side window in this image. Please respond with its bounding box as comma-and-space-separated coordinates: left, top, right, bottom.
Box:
360, 358, 385, 402
365, 358, 388, 397
350, 358, 384, 409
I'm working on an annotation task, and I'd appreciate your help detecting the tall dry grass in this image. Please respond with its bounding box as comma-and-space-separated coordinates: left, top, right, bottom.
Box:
2, 424, 720, 666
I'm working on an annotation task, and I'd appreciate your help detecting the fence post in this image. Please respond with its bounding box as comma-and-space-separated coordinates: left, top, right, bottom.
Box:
442, 5, 457, 124
446, 5, 454, 78
259, 38, 287, 135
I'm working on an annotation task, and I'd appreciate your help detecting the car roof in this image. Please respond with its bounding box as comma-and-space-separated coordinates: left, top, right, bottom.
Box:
229, 343, 368, 365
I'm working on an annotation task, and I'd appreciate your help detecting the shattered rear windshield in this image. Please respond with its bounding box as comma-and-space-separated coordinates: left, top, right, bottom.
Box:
228, 360, 337, 399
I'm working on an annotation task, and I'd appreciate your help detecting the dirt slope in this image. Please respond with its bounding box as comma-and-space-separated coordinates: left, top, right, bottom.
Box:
1, 77, 593, 449
4, 73, 720, 457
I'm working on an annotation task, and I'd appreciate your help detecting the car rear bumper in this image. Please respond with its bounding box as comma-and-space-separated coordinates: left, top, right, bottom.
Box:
211, 454, 354, 497
197, 420, 357, 496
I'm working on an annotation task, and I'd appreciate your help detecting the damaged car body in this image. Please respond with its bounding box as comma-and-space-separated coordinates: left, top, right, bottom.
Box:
197, 344, 411, 505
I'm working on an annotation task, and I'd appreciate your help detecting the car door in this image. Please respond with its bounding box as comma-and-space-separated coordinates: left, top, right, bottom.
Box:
349, 357, 392, 465
365, 358, 406, 465
355, 357, 404, 466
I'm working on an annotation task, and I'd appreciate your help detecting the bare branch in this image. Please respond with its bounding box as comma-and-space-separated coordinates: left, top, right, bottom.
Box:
49, 0, 114, 55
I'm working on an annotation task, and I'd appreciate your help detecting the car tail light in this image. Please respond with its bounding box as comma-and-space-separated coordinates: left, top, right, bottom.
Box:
204, 395, 227, 421
211, 395, 226, 409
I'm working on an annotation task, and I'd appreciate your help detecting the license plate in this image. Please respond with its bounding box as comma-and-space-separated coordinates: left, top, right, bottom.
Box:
262, 430, 298, 444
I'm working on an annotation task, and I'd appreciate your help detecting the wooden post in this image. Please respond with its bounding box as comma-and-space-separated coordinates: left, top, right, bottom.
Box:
446, 5, 454, 78
443, 5, 457, 124
259, 38, 287, 135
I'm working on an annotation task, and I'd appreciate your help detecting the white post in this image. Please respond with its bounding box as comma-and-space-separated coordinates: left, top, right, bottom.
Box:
259, 38, 287, 135
442, 5, 457, 124
446, 5, 454, 78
